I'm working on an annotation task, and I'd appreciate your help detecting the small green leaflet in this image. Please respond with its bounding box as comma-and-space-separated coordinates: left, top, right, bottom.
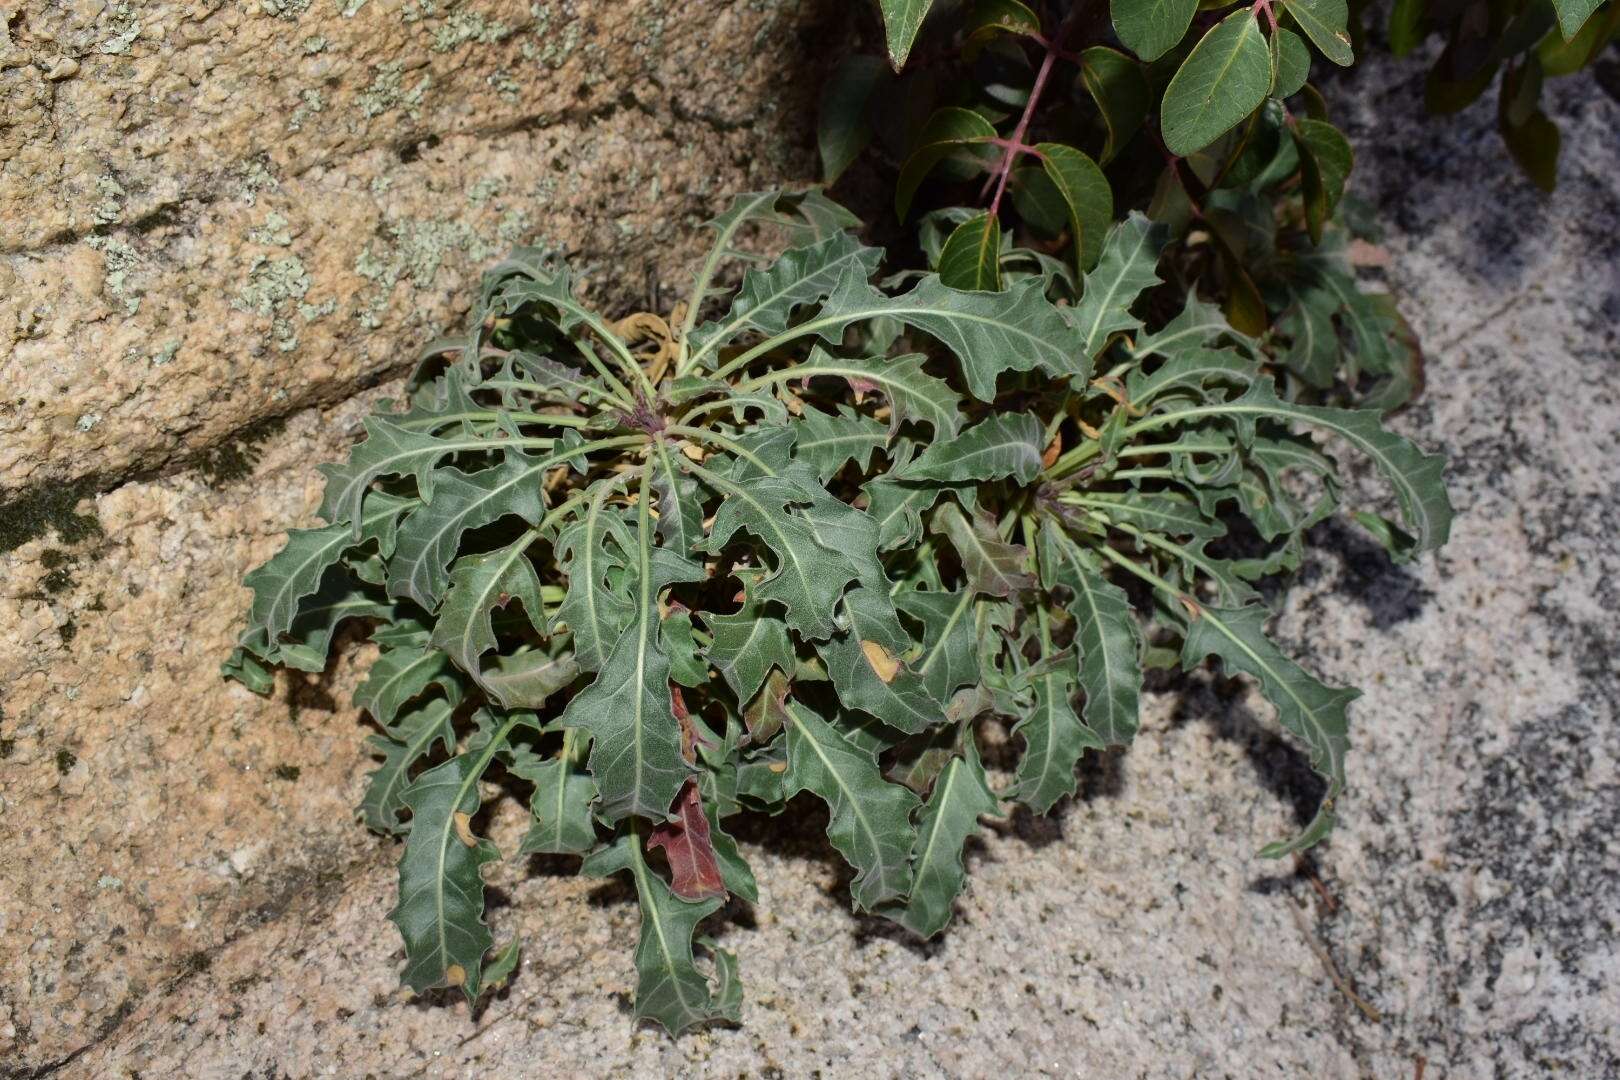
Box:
1295, 119, 1353, 244
1549, 0, 1603, 38
937, 212, 1003, 292
963, 0, 1042, 55
897, 413, 1045, 484
1272, 28, 1312, 98
1081, 46, 1151, 164
1160, 10, 1273, 156
1111, 0, 1199, 62
878, 0, 937, 70
781, 700, 921, 910
1036, 143, 1113, 274
818, 55, 885, 183
888, 740, 1000, 937
895, 107, 999, 220
1181, 604, 1358, 856
1281, 0, 1355, 66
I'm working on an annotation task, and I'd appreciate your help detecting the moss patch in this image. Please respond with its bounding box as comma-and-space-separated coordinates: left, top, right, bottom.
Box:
0, 479, 103, 554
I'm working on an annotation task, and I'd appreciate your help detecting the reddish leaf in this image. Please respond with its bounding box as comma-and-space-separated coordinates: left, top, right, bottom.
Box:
648, 781, 727, 900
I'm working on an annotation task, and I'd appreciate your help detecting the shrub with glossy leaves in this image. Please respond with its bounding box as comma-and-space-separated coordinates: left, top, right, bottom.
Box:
227, 189, 1451, 1032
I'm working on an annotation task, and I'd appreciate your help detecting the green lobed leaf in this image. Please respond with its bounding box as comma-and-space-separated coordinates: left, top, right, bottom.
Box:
688, 232, 883, 369
694, 468, 863, 641
1130, 378, 1454, 556
353, 642, 461, 729
244, 492, 413, 645
317, 418, 548, 532
704, 594, 797, 704
1161, 10, 1273, 157
389, 716, 518, 1001
792, 405, 891, 483
480, 646, 581, 710
1007, 660, 1105, 813
359, 697, 457, 835
271, 569, 401, 672
781, 700, 921, 909
1041, 530, 1143, 747
897, 587, 981, 703
789, 349, 964, 439
554, 479, 695, 823
890, 739, 1000, 937
896, 412, 1045, 484
819, 583, 945, 734
1070, 213, 1166, 359
863, 476, 955, 551
1181, 604, 1358, 855
432, 536, 549, 697
930, 502, 1033, 598
514, 730, 599, 855
583, 834, 740, 1033
553, 474, 637, 672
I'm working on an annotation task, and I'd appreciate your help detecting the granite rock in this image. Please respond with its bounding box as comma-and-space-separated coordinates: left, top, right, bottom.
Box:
0, 0, 843, 500
3, 30, 1619, 1080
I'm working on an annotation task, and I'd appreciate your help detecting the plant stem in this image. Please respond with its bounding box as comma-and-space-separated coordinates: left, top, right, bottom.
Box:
986, 46, 1059, 218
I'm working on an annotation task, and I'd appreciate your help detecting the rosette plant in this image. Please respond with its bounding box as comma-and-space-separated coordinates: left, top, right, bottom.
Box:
226, 188, 1451, 1032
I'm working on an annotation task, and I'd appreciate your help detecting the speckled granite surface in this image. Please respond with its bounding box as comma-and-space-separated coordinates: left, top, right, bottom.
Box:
20, 46, 1620, 1080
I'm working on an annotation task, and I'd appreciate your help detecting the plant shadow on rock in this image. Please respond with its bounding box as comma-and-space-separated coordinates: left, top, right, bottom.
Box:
1305, 516, 1434, 630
